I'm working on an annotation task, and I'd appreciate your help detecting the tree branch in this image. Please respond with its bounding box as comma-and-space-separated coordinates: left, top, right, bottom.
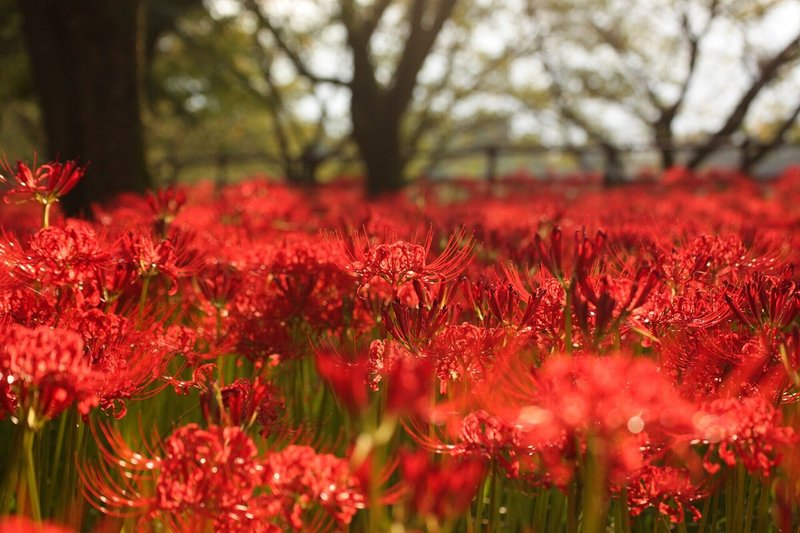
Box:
688, 30, 800, 168
741, 97, 800, 171
247, 0, 349, 87
388, 0, 458, 118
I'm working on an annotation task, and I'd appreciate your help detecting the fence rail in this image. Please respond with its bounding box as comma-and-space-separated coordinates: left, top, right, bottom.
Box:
155, 137, 800, 185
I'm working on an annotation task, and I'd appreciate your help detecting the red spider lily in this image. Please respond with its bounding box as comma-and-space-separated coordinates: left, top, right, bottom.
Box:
423, 323, 509, 388
694, 395, 795, 477
2, 222, 111, 307
82, 423, 274, 531
533, 227, 606, 285
660, 319, 796, 403
623, 465, 703, 523
200, 377, 286, 437
483, 353, 696, 485
155, 425, 263, 523
0, 316, 174, 422
0, 157, 85, 205
265, 445, 365, 528
573, 267, 659, 348
147, 185, 187, 235
0, 324, 94, 423
325, 227, 474, 291
314, 344, 371, 413
459, 410, 521, 462
196, 262, 243, 309
120, 230, 199, 295
724, 269, 800, 332
381, 280, 454, 349
411, 410, 523, 477
462, 277, 543, 331
399, 449, 485, 521
405, 402, 580, 489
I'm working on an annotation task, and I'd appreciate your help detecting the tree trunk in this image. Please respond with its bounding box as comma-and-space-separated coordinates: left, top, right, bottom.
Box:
653, 120, 675, 169
351, 98, 405, 197
18, 0, 151, 216
601, 143, 626, 186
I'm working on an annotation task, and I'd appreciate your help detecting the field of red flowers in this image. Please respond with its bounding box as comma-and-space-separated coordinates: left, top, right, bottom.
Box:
2, 161, 800, 532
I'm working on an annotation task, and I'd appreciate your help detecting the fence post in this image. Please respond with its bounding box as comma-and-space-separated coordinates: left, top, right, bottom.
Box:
485, 145, 499, 182
214, 153, 229, 190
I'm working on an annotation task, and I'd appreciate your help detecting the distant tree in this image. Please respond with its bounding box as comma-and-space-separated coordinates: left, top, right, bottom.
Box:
0, 1, 42, 155
519, 0, 800, 179
737, 95, 800, 173
686, 31, 800, 170
17, 0, 152, 214
246, 0, 464, 195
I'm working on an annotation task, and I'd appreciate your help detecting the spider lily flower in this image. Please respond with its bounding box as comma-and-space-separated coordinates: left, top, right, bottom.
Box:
1, 158, 86, 227
200, 376, 286, 438
0, 317, 173, 423
723, 269, 800, 332
408, 409, 524, 479
694, 395, 795, 477
83, 424, 363, 531
147, 185, 187, 235
0, 324, 92, 425
0, 158, 85, 205
573, 267, 659, 348
399, 449, 485, 522
2, 222, 112, 308
622, 465, 704, 524
196, 261, 243, 310
82, 423, 271, 531
121, 229, 201, 296
462, 277, 543, 331
480, 353, 696, 487
325, 227, 475, 293
265, 445, 365, 528
314, 343, 371, 414
381, 281, 454, 350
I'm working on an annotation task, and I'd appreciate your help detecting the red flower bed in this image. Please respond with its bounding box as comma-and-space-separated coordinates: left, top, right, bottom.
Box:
2, 161, 800, 531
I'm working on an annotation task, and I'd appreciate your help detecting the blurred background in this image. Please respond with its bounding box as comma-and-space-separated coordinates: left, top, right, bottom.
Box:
1, 0, 799, 211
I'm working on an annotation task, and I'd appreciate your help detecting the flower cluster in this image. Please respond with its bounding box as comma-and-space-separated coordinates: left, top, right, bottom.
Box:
2, 165, 800, 531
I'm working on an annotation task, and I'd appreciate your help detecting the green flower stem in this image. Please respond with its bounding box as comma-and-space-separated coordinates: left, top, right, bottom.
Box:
612, 493, 631, 533
137, 276, 151, 323
22, 423, 41, 522
44, 410, 69, 517
474, 470, 489, 532
733, 465, 746, 533
697, 492, 713, 533
564, 282, 573, 354
743, 473, 758, 533
0, 421, 24, 514
580, 444, 607, 533
547, 489, 566, 533
756, 477, 770, 533
566, 476, 578, 533
487, 461, 500, 532
42, 202, 52, 229
533, 489, 550, 530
